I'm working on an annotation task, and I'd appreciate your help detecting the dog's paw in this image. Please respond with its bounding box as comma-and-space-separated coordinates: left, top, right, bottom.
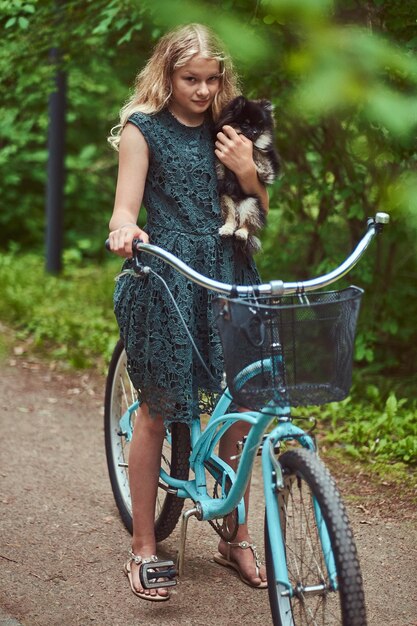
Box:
219, 225, 235, 237
234, 228, 249, 241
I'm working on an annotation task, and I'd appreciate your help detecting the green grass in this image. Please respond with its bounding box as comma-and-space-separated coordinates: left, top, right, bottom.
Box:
0, 249, 121, 370
293, 385, 417, 472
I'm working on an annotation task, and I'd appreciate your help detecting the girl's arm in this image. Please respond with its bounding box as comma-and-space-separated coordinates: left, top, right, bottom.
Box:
215, 125, 270, 213
108, 124, 150, 257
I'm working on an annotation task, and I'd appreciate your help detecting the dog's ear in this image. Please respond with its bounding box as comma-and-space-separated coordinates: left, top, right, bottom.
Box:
216, 95, 247, 131
258, 99, 274, 112
229, 95, 247, 116
221, 95, 247, 119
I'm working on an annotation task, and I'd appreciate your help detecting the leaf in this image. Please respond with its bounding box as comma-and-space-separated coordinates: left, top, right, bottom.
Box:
345, 444, 361, 459
92, 17, 112, 35
347, 203, 364, 220
18, 16, 29, 29
366, 86, 417, 138
117, 27, 134, 46
385, 394, 398, 419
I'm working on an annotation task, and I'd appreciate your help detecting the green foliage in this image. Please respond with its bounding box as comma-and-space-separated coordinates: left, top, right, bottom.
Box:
1, 1, 416, 391
0, 250, 120, 368
1, 249, 416, 469
0, 0, 153, 255
251, 0, 417, 376
315, 388, 417, 466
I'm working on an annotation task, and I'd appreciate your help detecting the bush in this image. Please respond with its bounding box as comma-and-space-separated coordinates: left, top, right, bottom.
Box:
0, 249, 121, 369
299, 385, 417, 467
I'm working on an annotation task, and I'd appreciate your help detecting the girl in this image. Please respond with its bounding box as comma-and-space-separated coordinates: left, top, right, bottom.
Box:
108, 23, 269, 601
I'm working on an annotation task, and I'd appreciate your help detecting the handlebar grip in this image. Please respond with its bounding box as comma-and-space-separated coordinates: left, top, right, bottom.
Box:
104, 238, 144, 252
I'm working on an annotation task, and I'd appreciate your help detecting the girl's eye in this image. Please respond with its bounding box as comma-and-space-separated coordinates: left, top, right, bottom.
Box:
184, 77, 196, 82
208, 75, 220, 82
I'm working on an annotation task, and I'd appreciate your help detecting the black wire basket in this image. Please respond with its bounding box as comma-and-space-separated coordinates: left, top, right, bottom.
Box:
214, 286, 363, 410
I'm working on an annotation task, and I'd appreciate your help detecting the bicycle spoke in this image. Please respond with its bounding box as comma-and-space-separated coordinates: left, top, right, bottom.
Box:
279, 470, 342, 625
105, 341, 189, 541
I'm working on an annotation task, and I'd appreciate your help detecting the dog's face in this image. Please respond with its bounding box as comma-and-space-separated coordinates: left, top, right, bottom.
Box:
216, 96, 274, 147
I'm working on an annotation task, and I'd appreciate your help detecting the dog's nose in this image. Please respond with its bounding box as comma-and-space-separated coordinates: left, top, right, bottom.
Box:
246, 129, 259, 140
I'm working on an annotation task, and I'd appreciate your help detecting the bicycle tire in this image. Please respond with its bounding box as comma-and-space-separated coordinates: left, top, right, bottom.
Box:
265, 448, 366, 626
104, 339, 191, 541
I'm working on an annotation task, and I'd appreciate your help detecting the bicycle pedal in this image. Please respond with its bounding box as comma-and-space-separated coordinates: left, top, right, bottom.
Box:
140, 560, 177, 589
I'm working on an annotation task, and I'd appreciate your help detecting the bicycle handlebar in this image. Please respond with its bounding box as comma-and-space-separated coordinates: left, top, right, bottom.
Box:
111, 212, 390, 296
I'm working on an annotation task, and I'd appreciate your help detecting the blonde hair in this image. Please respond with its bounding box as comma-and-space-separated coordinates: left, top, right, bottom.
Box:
108, 23, 240, 150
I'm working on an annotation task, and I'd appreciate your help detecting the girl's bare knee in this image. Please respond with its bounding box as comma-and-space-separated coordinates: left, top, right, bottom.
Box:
137, 404, 166, 436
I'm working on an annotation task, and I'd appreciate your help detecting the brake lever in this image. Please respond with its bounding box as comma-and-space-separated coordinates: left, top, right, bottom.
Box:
105, 237, 148, 277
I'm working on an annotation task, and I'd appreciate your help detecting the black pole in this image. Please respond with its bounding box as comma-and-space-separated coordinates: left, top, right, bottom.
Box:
45, 45, 66, 274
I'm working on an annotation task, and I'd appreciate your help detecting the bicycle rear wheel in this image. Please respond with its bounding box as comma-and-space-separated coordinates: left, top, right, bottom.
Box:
104, 339, 191, 541
265, 448, 366, 626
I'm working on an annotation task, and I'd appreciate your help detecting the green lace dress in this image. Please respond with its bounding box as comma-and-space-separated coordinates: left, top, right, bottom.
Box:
114, 108, 260, 425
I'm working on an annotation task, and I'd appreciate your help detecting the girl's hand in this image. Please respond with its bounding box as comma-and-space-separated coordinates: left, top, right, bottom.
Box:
108, 224, 149, 258
215, 125, 256, 178
215, 124, 270, 212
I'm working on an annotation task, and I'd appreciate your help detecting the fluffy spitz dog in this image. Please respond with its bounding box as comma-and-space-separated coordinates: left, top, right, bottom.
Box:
215, 96, 280, 254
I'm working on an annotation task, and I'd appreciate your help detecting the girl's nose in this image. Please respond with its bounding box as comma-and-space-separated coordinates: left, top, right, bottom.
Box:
196, 82, 210, 97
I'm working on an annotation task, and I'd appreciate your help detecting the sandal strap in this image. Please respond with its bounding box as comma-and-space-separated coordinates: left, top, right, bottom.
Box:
226, 541, 262, 577
128, 550, 158, 566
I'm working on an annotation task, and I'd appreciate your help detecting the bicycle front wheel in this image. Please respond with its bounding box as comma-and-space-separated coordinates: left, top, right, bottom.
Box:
104, 339, 190, 541
265, 448, 366, 626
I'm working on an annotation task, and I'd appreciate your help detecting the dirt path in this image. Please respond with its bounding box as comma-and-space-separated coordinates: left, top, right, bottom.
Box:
1, 357, 416, 626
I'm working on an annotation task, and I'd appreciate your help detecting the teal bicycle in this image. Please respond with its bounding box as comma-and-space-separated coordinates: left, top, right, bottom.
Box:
104, 212, 389, 625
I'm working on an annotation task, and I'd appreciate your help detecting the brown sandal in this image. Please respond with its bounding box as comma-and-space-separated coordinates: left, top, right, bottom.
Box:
213, 540, 268, 589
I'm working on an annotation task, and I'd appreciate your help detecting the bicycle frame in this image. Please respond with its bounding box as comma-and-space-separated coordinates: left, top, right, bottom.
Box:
262, 423, 338, 596
117, 384, 337, 595
110, 213, 389, 598
117, 354, 337, 596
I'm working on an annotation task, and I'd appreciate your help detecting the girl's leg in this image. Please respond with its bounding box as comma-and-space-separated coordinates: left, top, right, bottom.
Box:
128, 402, 169, 598
218, 418, 267, 586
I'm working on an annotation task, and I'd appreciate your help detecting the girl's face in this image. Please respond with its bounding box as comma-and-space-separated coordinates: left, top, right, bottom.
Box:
170, 55, 221, 125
